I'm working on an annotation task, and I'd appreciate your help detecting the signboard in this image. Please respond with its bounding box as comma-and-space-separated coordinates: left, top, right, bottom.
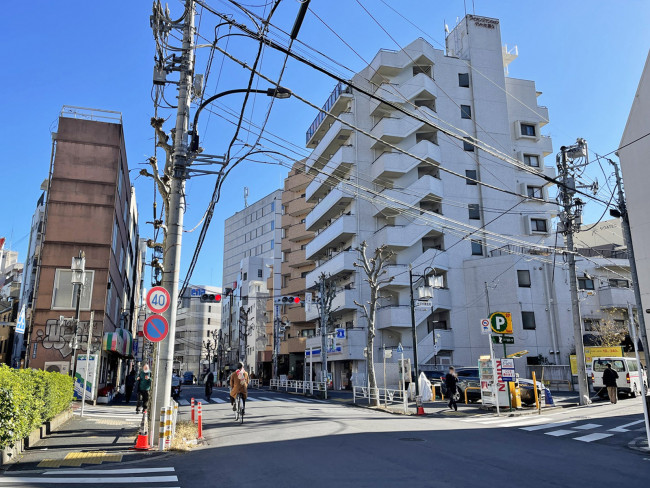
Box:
491, 335, 514, 345
15, 304, 26, 334
143, 314, 169, 342
479, 357, 496, 406
396, 343, 404, 353
490, 312, 513, 334
415, 299, 432, 310
480, 318, 490, 335
73, 354, 99, 401
384, 348, 393, 359
147, 286, 170, 314
306, 348, 321, 357
500, 358, 516, 382
190, 288, 206, 297
305, 292, 312, 313
306, 337, 321, 349
569, 346, 623, 374
335, 328, 346, 339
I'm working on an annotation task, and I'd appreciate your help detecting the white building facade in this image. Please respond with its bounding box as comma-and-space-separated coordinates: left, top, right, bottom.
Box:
303, 15, 575, 385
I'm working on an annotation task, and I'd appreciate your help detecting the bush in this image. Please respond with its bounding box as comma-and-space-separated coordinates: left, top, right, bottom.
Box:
0, 365, 73, 449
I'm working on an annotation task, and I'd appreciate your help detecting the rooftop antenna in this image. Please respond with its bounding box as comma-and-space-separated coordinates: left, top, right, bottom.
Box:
244, 186, 249, 208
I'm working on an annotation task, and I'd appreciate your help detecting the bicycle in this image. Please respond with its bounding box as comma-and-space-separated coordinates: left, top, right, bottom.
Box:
234, 393, 244, 424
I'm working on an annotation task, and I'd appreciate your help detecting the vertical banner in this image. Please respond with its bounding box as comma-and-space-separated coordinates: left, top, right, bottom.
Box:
74, 354, 99, 400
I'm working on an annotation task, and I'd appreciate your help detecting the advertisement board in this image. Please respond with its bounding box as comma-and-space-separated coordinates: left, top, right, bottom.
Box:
569, 346, 623, 374
73, 354, 99, 401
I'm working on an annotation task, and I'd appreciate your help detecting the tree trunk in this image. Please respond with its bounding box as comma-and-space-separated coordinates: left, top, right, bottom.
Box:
367, 287, 379, 406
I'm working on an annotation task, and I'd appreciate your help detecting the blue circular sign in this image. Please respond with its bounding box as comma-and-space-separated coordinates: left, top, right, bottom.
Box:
143, 314, 169, 342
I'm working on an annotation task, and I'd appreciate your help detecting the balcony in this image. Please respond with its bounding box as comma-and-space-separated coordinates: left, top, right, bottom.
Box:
305, 215, 356, 260
369, 73, 438, 116
419, 329, 455, 363
539, 135, 553, 156
285, 305, 309, 324
306, 82, 354, 148
536, 106, 549, 127
369, 115, 424, 148
380, 250, 449, 288
286, 249, 313, 269
305, 145, 355, 202
371, 140, 440, 184
284, 276, 305, 296
372, 175, 443, 217
375, 305, 430, 330
285, 223, 312, 243
369, 220, 442, 251
306, 182, 355, 231
305, 288, 357, 321
280, 336, 307, 355
305, 250, 357, 286
599, 287, 635, 309
305, 112, 356, 174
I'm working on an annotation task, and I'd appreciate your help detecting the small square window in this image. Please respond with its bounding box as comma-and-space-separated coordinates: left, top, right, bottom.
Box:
458, 73, 470, 87
468, 204, 480, 220
465, 170, 477, 185
520, 123, 536, 137
578, 278, 595, 290
243, 272, 248, 281
463, 137, 475, 152
608, 278, 629, 288
522, 311, 536, 330
527, 186, 543, 199
524, 154, 540, 167
517, 270, 531, 287
471, 240, 483, 256
461, 105, 472, 119
258, 269, 263, 278
531, 218, 548, 233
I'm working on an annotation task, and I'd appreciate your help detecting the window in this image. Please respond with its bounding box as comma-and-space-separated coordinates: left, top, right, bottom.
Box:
413, 65, 432, 77
258, 269, 263, 278
270, 221, 275, 230
270, 239, 275, 249
207, 318, 211, 325
578, 278, 595, 290
471, 240, 483, 256
584, 319, 600, 331
531, 219, 548, 233
463, 137, 475, 152
520, 123, 536, 137
461, 105, 472, 119
522, 311, 536, 330
517, 270, 531, 287
465, 170, 477, 185
608, 278, 629, 288
458, 73, 470, 87
243, 272, 248, 281
117, 168, 123, 197
468, 204, 480, 220
414, 99, 436, 111
208, 306, 211, 313
51, 269, 95, 311
300, 329, 316, 337
524, 154, 540, 167
111, 219, 119, 252
527, 186, 543, 199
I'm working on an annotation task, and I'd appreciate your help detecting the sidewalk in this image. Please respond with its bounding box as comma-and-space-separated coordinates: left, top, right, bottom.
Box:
2, 402, 167, 473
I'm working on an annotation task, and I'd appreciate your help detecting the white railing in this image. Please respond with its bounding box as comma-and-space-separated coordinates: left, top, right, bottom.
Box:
352, 386, 408, 414
270, 379, 327, 399
249, 379, 260, 389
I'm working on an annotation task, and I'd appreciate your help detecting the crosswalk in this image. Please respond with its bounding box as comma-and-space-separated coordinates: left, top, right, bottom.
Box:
0, 466, 180, 486
74, 406, 142, 423
177, 394, 326, 406
459, 414, 647, 444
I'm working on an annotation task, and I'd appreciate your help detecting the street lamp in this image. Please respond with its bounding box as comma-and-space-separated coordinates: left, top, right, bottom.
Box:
408, 265, 443, 397
70, 251, 86, 382
190, 86, 292, 152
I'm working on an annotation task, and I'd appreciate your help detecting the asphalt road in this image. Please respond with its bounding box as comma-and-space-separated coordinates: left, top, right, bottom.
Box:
3, 386, 648, 487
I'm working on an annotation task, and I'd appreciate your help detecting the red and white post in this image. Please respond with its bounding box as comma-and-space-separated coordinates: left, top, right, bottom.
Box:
191, 397, 195, 423
197, 401, 203, 440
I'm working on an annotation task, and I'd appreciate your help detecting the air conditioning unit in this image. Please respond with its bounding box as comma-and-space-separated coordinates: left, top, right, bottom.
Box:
44, 361, 70, 375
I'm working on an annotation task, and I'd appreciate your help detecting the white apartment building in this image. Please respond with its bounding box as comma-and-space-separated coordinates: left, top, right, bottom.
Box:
303, 15, 575, 385
175, 284, 222, 377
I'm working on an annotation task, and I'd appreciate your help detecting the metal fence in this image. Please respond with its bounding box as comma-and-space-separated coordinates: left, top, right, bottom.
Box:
352, 386, 408, 414
270, 379, 327, 398
526, 365, 573, 391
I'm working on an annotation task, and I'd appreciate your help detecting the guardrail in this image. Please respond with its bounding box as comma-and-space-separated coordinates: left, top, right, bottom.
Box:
270, 379, 327, 399
432, 383, 444, 401
464, 387, 481, 404
249, 379, 260, 389
352, 386, 408, 414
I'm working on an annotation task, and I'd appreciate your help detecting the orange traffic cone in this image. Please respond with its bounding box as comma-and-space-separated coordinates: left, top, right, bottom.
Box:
416, 406, 426, 416
133, 410, 150, 450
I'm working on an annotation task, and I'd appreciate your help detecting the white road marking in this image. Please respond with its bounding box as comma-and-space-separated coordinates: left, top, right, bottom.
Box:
574, 433, 614, 443
43, 468, 175, 475
521, 420, 577, 431
0, 476, 178, 484
291, 398, 312, 403
247, 397, 260, 402
545, 429, 578, 437
572, 423, 602, 430
211, 397, 226, 404
608, 419, 645, 432
258, 397, 275, 401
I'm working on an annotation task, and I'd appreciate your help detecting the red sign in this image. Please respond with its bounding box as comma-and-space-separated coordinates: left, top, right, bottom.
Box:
143, 314, 169, 343
146, 286, 171, 314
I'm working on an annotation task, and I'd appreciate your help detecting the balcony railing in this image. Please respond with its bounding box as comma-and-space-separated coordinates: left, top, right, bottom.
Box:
306, 82, 352, 144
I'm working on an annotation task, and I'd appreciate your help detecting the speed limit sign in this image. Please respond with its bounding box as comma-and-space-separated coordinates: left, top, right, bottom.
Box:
147, 286, 170, 314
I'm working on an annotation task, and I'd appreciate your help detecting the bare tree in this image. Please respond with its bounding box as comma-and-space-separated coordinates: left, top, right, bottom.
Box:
353, 241, 394, 406
592, 311, 627, 347
315, 273, 337, 386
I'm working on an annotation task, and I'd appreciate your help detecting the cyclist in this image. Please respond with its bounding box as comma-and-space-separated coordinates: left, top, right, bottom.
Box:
229, 362, 249, 414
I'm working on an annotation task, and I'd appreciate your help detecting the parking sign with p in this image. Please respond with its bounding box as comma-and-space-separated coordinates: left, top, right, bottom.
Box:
490, 312, 513, 334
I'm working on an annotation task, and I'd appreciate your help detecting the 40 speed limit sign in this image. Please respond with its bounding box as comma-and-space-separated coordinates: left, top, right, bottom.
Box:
146, 286, 170, 314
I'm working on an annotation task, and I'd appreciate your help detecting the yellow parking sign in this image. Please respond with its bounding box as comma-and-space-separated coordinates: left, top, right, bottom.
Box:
490, 312, 513, 334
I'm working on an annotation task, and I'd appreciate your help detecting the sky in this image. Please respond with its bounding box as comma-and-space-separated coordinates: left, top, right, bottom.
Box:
2, 0, 649, 289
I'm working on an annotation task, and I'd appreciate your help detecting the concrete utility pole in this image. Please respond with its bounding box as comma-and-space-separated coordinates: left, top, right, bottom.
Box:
319, 277, 328, 387
273, 304, 280, 380
155, 0, 195, 435
608, 159, 650, 368
557, 140, 590, 405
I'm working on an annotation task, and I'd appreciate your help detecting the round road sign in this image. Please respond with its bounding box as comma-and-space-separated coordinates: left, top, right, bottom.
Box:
490, 312, 513, 334
143, 314, 169, 342
147, 286, 170, 314
481, 319, 490, 328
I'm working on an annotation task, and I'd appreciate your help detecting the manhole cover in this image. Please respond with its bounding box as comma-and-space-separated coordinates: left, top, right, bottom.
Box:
398, 437, 425, 442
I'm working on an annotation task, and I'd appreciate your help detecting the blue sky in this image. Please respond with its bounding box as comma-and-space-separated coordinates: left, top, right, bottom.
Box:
2, 0, 649, 288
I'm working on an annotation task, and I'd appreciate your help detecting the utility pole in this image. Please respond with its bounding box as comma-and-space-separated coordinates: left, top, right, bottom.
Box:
408, 266, 420, 397
319, 277, 328, 387
608, 159, 650, 368
273, 304, 280, 379
154, 0, 195, 439
557, 140, 590, 405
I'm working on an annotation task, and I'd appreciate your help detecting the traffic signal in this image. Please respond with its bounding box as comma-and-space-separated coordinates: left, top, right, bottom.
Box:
273, 296, 301, 305
200, 293, 222, 303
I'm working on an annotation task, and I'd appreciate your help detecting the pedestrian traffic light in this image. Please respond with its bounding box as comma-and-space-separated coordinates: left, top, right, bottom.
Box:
273, 296, 301, 305
200, 293, 222, 303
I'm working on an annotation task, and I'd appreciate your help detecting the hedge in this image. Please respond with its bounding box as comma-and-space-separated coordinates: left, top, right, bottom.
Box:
0, 365, 73, 449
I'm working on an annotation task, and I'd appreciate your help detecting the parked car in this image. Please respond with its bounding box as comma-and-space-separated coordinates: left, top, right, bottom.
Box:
423, 366, 449, 386
171, 375, 182, 400
518, 379, 554, 406
591, 357, 647, 398
183, 371, 197, 385
454, 367, 481, 403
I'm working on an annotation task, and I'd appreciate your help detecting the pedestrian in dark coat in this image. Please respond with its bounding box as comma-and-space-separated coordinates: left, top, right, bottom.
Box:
124, 369, 136, 403
602, 363, 619, 404
445, 367, 459, 411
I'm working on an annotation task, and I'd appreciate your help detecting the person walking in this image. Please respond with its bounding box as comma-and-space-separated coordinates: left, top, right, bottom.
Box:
135, 364, 152, 414
205, 370, 214, 399
124, 369, 136, 404
445, 366, 459, 411
603, 363, 619, 404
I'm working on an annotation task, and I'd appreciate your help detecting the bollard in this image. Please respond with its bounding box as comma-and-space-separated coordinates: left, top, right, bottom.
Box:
197, 401, 204, 440
159, 407, 166, 451
172, 402, 178, 439
191, 397, 195, 424
164, 405, 173, 449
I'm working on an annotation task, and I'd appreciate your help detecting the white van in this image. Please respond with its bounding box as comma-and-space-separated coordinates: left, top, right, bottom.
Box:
591, 357, 647, 398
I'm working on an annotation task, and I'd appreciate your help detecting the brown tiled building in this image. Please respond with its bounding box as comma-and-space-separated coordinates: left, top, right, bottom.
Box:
27, 107, 141, 392
278, 161, 316, 380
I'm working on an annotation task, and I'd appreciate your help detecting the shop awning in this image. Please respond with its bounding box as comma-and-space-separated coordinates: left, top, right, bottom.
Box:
103, 328, 133, 357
